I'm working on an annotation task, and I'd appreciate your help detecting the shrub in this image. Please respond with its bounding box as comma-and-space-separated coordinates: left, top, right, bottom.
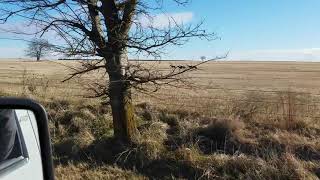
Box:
193, 117, 245, 154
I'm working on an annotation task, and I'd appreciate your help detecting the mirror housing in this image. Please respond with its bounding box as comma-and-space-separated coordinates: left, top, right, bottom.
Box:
0, 98, 54, 180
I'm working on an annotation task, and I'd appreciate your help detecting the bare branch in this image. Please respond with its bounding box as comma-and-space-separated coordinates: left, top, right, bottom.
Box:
0, 0, 220, 100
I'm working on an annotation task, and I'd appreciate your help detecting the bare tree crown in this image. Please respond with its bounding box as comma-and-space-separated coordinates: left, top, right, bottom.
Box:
0, 1, 214, 55
25, 39, 52, 61
0, 0, 220, 96
0, 0, 222, 141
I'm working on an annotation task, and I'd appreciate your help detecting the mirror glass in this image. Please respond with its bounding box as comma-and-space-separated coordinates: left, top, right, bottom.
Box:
0, 109, 43, 180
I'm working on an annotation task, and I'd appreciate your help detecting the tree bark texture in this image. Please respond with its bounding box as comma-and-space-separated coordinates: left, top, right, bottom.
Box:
107, 50, 137, 142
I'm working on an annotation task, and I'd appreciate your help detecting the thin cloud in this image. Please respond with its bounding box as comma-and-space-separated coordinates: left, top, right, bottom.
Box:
0, 21, 65, 44
138, 12, 194, 28
0, 47, 24, 58
229, 48, 320, 61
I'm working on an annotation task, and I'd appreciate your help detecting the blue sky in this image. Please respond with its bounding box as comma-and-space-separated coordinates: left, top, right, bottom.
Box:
1, 0, 320, 61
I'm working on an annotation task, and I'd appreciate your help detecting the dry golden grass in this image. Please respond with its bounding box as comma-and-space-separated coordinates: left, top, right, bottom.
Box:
2, 59, 320, 92
55, 163, 146, 180
0, 59, 320, 179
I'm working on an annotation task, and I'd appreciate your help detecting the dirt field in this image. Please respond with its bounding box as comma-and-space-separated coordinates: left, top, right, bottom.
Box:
2, 59, 320, 115
2, 59, 320, 98
2, 59, 320, 90
1, 59, 320, 179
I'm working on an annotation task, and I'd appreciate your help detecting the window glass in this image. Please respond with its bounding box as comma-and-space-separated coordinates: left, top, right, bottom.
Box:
0, 109, 24, 171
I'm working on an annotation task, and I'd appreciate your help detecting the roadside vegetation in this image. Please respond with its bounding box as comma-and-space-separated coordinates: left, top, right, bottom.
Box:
0, 61, 319, 179
47, 95, 320, 179
1, 69, 319, 179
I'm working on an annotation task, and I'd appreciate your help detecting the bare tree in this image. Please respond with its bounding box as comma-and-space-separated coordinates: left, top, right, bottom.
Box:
0, 0, 220, 142
25, 39, 51, 61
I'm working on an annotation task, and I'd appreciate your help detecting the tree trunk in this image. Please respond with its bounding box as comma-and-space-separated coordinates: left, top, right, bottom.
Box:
37, 50, 41, 61
107, 50, 138, 143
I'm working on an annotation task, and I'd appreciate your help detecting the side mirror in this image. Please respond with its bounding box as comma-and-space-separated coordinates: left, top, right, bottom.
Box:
0, 98, 54, 180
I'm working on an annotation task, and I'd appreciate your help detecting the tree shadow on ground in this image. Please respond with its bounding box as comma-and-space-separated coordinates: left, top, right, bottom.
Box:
52, 105, 320, 179
53, 136, 209, 179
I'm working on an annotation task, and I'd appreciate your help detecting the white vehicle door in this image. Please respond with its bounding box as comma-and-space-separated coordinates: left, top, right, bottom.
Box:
0, 110, 43, 180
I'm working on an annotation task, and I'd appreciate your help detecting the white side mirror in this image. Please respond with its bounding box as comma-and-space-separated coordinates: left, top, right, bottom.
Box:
0, 98, 54, 180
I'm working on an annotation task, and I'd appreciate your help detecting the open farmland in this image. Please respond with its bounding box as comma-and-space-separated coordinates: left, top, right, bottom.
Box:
2, 60, 320, 97
0, 59, 320, 179
2, 60, 320, 118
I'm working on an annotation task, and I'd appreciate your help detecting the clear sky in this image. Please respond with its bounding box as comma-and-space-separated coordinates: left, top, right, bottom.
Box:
1, 0, 320, 61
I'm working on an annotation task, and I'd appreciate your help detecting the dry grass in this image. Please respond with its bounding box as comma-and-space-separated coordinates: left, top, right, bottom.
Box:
0, 60, 320, 179
55, 163, 146, 180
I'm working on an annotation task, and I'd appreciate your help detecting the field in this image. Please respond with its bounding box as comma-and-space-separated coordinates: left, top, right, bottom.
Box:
0, 59, 320, 179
